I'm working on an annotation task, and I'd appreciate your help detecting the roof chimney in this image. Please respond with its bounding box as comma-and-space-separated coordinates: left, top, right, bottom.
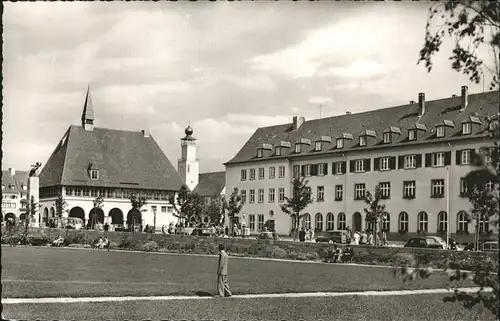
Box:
410, 100, 415, 104
461, 86, 468, 110
292, 116, 305, 130
346, 111, 352, 115
9, 168, 15, 176
418, 93, 426, 116
141, 130, 150, 138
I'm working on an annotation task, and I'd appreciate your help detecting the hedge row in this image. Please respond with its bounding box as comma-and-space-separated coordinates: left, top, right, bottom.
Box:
4, 228, 497, 271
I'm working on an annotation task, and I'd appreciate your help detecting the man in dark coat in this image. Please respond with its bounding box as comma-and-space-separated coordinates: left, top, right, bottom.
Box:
299, 227, 306, 242
216, 244, 232, 297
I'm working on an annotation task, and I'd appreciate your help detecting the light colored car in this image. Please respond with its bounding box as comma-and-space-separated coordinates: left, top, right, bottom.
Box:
481, 241, 499, 252
428, 236, 448, 249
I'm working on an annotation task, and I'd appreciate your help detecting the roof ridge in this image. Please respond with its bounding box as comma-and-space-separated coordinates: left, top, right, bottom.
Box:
59, 127, 72, 188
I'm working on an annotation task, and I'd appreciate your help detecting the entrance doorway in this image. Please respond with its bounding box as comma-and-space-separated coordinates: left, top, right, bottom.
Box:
352, 212, 362, 232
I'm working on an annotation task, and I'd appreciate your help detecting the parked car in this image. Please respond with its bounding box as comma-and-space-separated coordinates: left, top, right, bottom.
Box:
190, 227, 216, 237
481, 241, 499, 252
315, 230, 348, 244
404, 237, 444, 249
56, 217, 83, 230
428, 236, 448, 249
257, 231, 279, 240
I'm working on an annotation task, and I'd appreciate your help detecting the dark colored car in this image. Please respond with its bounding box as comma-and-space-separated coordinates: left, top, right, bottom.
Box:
404, 237, 444, 249
191, 228, 216, 237
315, 230, 348, 244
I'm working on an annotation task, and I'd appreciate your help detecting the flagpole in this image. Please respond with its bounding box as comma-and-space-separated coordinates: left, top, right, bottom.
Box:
446, 165, 450, 249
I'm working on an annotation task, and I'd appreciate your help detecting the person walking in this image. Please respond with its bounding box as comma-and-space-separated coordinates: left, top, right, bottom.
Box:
216, 244, 232, 297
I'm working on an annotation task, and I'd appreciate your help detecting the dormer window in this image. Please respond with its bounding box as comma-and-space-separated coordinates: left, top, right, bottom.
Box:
462, 122, 471, 135
315, 141, 322, 151
436, 126, 445, 138
90, 169, 99, 180
294, 138, 311, 154
408, 129, 416, 141
336, 138, 343, 149
295, 144, 301, 153
359, 136, 366, 146
22, 184, 27, 190
257, 149, 263, 158
383, 133, 391, 143
275, 146, 281, 156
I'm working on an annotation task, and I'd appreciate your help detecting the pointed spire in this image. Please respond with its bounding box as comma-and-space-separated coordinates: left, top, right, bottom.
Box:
82, 85, 95, 131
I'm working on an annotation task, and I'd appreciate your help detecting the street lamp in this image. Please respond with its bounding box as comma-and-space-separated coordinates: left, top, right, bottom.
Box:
153, 207, 157, 233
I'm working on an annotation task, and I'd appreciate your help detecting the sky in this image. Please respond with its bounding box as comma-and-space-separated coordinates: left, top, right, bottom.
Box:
2, 2, 495, 174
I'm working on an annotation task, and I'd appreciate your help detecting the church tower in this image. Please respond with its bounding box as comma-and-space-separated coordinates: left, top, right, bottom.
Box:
178, 125, 199, 191
82, 85, 94, 131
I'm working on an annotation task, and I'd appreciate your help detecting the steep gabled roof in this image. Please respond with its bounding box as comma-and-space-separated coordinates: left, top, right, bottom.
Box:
225, 91, 499, 165
1, 170, 29, 194
193, 171, 226, 197
39, 125, 183, 190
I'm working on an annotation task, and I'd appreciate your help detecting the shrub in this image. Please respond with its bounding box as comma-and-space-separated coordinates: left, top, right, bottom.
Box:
262, 245, 287, 259
288, 251, 299, 260
142, 241, 159, 252
393, 252, 417, 267
305, 252, 319, 261
317, 247, 329, 259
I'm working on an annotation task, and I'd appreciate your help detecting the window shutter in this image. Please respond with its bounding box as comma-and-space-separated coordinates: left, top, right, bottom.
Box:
342, 161, 347, 174
374, 158, 380, 171
390, 156, 397, 170
456, 151, 462, 165
332, 162, 337, 175
301, 165, 306, 176
398, 156, 404, 169
365, 159, 371, 172
323, 163, 328, 174
312, 164, 318, 176
444, 151, 451, 166
416, 154, 422, 168
425, 153, 432, 167
471, 149, 479, 165
349, 160, 355, 173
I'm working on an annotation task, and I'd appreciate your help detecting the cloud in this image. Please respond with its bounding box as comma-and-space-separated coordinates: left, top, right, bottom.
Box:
308, 96, 334, 104
318, 60, 392, 79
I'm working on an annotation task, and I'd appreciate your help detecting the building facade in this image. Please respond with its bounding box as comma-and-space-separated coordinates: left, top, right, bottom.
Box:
1, 168, 29, 224
38, 87, 183, 231
224, 87, 499, 237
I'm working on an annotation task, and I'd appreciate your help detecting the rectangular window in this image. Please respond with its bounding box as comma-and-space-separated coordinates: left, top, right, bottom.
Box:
269, 167, 276, 179
355, 160, 365, 172
293, 165, 300, 178
315, 141, 322, 151
83, 189, 90, 197
336, 138, 343, 149
151, 205, 157, 213
336, 162, 344, 174
403, 181, 416, 199
335, 185, 343, 201
304, 165, 312, 176
249, 215, 256, 230
257, 214, 265, 231
269, 188, 275, 202
91, 189, 98, 197
460, 178, 468, 197
383, 133, 391, 143
317, 186, 324, 202
318, 163, 325, 176
436, 126, 445, 137
275, 146, 281, 156
241, 190, 247, 204
404, 155, 416, 169
354, 183, 365, 200
432, 152, 445, 167
461, 150, 471, 165
258, 189, 264, 203
462, 123, 471, 135
279, 166, 285, 178
249, 189, 255, 203
278, 188, 285, 202
380, 157, 389, 171
66, 187, 73, 196
258, 168, 265, 180
90, 170, 99, 180
161, 206, 167, 212
359, 136, 366, 146
295, 144, 301, 153
431, 179, 445, 198
379, 182, 391, 199
240, 169, 247, 181
250, 169, 256, 180
257, 149, 263, 158
408, 129, 416, 141
74, 188, 82, 196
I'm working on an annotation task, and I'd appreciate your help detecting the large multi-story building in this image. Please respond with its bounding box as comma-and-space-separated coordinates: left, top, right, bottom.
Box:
38, 88, 183, 230
1, 168, 29, 223
224, 86, 499, 237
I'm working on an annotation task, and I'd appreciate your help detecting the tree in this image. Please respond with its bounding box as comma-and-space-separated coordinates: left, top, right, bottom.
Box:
55, 193, 68, 219
363, 185, 389, 246
419, 1, 500, 91
169, 184, 204, 226
221, 187, 244, 233
89, 195, 105, 228
128, 192, 148, 231
280, 177, 313, 241
206, 198, 224, 226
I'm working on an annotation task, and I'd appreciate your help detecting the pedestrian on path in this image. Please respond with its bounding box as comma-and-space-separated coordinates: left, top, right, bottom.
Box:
216, 244, 232, 297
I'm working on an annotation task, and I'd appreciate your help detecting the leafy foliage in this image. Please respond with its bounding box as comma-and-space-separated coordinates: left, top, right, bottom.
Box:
363, 185, 389, 245
206, 198, 224, 226
280, 177, 313, 241
418, 0, 500, 90
169, 184, 205, 224
93, 195, 104, 210
129, 193, 148, 211
55, 194, 68, 218
221, 187, 244, 223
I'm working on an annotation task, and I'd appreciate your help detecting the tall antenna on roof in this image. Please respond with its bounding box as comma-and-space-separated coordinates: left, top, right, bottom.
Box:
319, 104, 323, 119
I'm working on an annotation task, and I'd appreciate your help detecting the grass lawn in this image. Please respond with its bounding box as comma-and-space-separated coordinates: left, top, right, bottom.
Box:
1, 247, 473, 299
3, 294, 495, 320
